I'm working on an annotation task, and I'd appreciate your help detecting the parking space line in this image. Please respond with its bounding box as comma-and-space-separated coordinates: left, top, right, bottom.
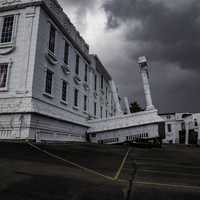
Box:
28, 142, 115, 181
136, 161, 200, 169
114, 147, 131, 180
139, 169, 200, 177
135, 181, 200, 191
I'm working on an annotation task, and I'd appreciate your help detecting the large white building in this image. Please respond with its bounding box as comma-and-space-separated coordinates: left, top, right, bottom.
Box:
0, 0, 165, 144
160, 113, 200, 145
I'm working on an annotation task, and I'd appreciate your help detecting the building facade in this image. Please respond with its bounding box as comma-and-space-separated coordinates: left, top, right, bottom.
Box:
0, 0, 164, 144
160, 113, 200, 145
0, 0, 118, 141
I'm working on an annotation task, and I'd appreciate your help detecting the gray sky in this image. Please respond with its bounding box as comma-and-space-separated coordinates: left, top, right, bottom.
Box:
58, 0, 200, 113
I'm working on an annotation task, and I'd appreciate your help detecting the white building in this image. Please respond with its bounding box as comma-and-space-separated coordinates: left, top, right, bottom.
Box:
0, 0, 164, 144
160, 113, 200, 145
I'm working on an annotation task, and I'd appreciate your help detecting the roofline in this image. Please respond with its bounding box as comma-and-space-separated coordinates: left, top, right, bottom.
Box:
159, 113, 176, 116
91, 54, 112, 81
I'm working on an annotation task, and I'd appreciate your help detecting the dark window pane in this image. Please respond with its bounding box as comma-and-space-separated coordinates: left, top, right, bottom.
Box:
75, 54, 79, 75
74, 89, 78, 107
48, 25, 56, 53
45, 69, 53, 94
94, 74, 97, 91
101, 75, 103, 89
167, 124, 172, 132
62, 80, 67, 101
0, 63, 8, 88
100, 106, 103, 118
84, 64, 88, 82
1, 15, 14, 43
64, 42, 69, 64
84, 95, 87, 111
94, 102, 97, 116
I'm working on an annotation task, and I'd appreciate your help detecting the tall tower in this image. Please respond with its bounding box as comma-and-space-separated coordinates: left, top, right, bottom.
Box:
138, 56, 155, 111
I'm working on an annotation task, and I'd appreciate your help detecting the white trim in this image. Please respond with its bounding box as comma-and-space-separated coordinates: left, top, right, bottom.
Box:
0, 14, 20, 47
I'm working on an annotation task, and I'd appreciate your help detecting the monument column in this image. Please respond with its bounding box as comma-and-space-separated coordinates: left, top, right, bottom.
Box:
109, 80, 123, 116
124, 97, 131, 114
138, 56, 155, 111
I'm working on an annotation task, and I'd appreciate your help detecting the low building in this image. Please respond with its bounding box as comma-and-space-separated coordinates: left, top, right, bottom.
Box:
160, 113, 200, 145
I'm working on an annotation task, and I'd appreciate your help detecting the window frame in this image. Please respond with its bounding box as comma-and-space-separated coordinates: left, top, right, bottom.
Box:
100, 106, 103, 118
61, 80, 68, 103
94, 74, 97, 91
44, 69, 53, 96
101, 75, 104, 90
94, 102, 97, 116
0, 13, 19, 48
84, 64, 88, 82
48, 24, 56, 54
64, 41, 69, 65
167, 124, 172, 132
0, 62, 10, 91
74, 88, 79, 108
0, 15, 14, 44
83, 95, 88, 112
75, 54, 80, 75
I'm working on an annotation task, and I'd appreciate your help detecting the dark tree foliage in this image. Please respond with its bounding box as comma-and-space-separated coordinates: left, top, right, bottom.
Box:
130, 101, 143, 113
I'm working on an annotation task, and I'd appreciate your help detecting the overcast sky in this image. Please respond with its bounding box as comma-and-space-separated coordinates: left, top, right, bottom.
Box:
58, 0, 200, 113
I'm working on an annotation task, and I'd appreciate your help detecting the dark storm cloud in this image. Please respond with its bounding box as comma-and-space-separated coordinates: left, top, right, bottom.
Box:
103, 0, 200, 112
103, 0, 200, 71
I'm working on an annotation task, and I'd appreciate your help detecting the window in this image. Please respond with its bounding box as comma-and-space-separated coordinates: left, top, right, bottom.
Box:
194, 119, 198, 127
106, 110, 108, 118
45, 69, 53, 95
94, 102, 97, 116
75, 54, 79, 75
167, 115, 171, 120
167, 124, 172, 132
64, 41, 69, 64
0, 63, 8, 89
101, 75, 104, 89
48, 25, 56, 53
61, 80, 68, 102
84, 64, 88, 82
94, 74, 97, 91
74, 89, 79, 107
100, 106, 103, 118
181, 122, 185, 130
1, 15, 14, 43
106, 87, 108, 100
84, 95, 87, 111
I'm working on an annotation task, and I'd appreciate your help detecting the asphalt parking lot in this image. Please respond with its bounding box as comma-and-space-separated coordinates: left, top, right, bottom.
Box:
0, 142, 200, 200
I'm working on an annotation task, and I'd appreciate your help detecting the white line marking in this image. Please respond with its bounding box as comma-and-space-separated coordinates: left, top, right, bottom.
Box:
135, 181, 200, 191
28, 142, 115, 181
114, 148, 131, 180
140, 169, 200, 177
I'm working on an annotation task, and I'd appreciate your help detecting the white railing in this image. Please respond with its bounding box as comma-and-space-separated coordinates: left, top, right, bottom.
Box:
36, 131, 85, 143
0, 129, 12, 139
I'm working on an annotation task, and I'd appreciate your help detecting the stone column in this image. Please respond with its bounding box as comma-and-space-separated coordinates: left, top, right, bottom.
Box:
109, 80, 123, 116
138, 56, 155, 111
124, 97, 131, 114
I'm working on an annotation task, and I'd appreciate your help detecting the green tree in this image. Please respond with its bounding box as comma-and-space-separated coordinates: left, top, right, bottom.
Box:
130, 101, 143, 113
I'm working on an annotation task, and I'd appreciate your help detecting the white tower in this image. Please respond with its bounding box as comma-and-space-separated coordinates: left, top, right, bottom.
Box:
124, 97, 131, 114
138, 56, 155, 111
109, 80, 123, 116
